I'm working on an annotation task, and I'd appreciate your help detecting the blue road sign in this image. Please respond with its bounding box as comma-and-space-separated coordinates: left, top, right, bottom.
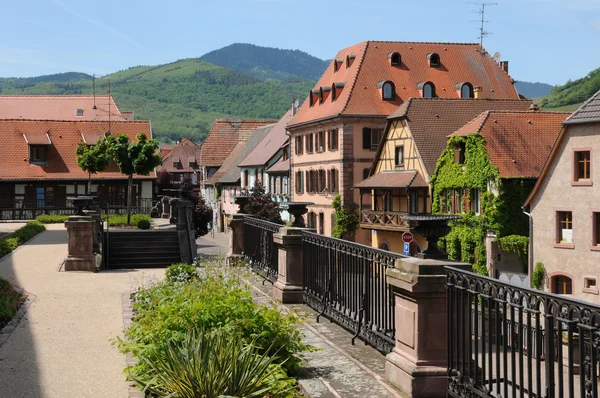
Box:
403, 242, 410, 255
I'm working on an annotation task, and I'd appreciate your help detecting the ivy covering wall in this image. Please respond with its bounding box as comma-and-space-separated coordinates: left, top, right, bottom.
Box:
431, 134, 533, 275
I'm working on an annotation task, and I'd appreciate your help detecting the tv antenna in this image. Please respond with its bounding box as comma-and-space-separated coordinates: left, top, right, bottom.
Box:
92, 74, 97, 109
468, 2, 497, 53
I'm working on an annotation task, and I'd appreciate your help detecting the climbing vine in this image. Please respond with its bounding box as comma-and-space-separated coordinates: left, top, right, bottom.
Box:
496, 235, 529, 272
531, 262, 545, 289
431, 134, 533, 275
332, 195, 359, 239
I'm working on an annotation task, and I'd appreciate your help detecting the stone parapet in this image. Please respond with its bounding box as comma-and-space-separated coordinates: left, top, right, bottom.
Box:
64, 216, 96, 272
384, 256, 470, 398
272, 227, 311, 303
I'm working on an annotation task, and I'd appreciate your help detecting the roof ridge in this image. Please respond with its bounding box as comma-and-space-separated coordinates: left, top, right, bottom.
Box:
409, 97, 529, 102
564, 89, 600, 123
339, 41, 369, 116
0, 118, 149, 123
485, 110, 572, 115
365, 40, 480, 46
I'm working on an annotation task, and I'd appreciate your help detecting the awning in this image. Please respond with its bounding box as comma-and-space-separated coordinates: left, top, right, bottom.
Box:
23, 132, 51, 145
354, 170, 427, 189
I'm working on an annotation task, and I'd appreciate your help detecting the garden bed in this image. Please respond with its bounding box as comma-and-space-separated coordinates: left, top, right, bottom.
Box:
116, 261, 311, 398
0, 221, 46, 258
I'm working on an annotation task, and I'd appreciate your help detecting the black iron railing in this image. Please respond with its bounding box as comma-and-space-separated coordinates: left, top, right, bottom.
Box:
302, 231, 405, 353
0, 198, 154, 220
446, 266, 600, 398
243, 217, 281, 283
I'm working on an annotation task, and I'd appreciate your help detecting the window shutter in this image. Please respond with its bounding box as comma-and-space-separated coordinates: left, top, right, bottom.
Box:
24, 186, 36, 208
362, 128, 372, 149
464, 189, 470, 213
55, 186, 67, 208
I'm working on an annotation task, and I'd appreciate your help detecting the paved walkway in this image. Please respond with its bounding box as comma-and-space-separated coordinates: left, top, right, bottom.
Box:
0, 224, 164, 398
202, 231, 406, 398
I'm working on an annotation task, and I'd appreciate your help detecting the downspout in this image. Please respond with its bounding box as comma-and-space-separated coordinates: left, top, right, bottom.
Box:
522, 206, 533, 288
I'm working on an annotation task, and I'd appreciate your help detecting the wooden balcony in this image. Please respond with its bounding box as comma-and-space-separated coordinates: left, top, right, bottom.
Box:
360, 210, 413, 231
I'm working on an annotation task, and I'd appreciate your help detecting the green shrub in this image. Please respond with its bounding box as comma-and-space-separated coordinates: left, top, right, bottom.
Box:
35, 214, 69, 224
0, 222, 46, 258
532, 262, 545, 289
136, 219, 151, 230
0, 278, 25, 324
134, 328, 294, 398
102, 213, 152, 227
165, 263, 197, 283
117, 266, 312, 391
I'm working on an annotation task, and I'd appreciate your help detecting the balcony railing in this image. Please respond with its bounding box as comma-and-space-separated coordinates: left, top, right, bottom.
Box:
360, 210, 411, 230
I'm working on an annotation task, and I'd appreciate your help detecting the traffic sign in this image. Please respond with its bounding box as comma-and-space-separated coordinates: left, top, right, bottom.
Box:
402, 232, 413, 243
403, 242, 410, 256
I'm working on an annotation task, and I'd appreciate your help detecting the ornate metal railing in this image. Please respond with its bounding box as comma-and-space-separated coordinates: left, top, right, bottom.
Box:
360, 210, 410, 229
302, 231, 406, 353
446, 266, 600, 398
243, 217, 281, 283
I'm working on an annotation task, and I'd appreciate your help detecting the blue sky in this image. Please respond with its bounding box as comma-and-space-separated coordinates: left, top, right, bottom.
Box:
1, 0, 599, 85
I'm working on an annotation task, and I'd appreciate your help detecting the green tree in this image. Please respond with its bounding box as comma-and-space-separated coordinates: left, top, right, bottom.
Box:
332, 195, 359, 239
106, 133, 161, 224
244, 182, 283, 224
75, 139, 110, 193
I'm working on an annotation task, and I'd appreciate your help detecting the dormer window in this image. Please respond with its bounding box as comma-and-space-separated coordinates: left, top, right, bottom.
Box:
346, 54, 356, 68
418, 82, 436, 98
332, 82, 345, 102
334, 58, 343, 72
457, 82, 474, 99
30, 145, 48, 165
76, 108, 84, 117
378, 81, 395, 100
309, 89, 320, 107
389, 52, 401, 66
427, 53, 440, 67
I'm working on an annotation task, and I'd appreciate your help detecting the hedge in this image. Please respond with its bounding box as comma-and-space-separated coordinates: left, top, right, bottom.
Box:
0, 221, 46, 258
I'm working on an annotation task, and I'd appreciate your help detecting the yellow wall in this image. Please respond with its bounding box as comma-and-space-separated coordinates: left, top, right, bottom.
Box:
372, 230, 427, 256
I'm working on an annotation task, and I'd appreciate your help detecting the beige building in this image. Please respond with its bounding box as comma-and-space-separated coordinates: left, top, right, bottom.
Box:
287, 41, 519, 244
525, 91, 600, 303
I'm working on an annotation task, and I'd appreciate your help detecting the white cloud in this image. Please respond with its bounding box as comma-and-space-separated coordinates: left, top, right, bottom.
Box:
51, 0, 141, 47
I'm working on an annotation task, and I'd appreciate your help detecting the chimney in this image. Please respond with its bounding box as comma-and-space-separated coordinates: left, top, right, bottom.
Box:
292, 98, 299, 116
529, 103, 540, 112
500, 61, 509, 73
474, 86, 483, 99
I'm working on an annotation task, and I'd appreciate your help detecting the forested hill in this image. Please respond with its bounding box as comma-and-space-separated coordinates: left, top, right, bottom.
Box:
0, 72, 93, 90
540, 67, 600, 109
200, 43, 329, 81
0, 59, 313, 143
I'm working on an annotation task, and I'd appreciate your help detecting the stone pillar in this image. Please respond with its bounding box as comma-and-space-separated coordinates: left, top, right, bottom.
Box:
176, 200, 196, 264
227, 213, 245, 263
384, 257, 470, 398
161, 196, 171, 219
272, 227, 310, 303
169, 197, 180, 224
64, 216, 96, 272
83, 209, 102, 254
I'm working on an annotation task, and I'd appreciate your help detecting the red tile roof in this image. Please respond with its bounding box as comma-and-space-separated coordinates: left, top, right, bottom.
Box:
355, 170, 427, 189
267, 157, 289, 174
385, 98, 533, 178
0, 95, 126, 121
238, 110, 293, 167
0, 119, 154, 181
159, 139, 201, 173
452, 111, 570, 179
160, 145, 174, 159
289, 41, 519, 128
205, 142, 246, 185
199, 119, 278, 167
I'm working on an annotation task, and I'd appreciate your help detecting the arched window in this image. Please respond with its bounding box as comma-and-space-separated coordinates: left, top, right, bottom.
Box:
427, 53, 440, 67
423, 82, 435, 98
552, 275, 573, 295
379, 242, 390, 251
389, 52, 401, 66
382, 81, 395, 100
461, 83, 474, 99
